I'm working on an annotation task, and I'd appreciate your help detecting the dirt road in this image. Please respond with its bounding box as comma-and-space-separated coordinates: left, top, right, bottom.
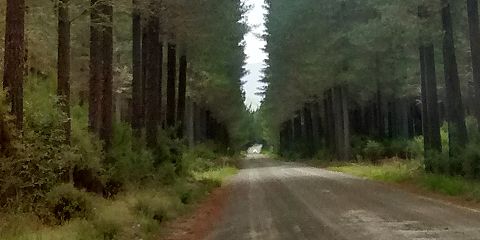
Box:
206, 155, 480, 240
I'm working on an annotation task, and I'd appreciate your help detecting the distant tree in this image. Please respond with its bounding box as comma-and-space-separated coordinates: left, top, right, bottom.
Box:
144, 4, 161, 148
100, 0, 114, 149
3, 0, 26, 129
166, 43, 176, 129
131, 0, 144, 137
467, 0, 480, 130
57, 0, 72, 143
89, 0, 103, 133
177, 53, 187, 137
441, 0, 468, 161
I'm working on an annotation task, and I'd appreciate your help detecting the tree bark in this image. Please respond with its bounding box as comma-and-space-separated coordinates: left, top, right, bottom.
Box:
177, 54, 187, 138
341, 87, 351, 160
145, 15, 161, 148
186, 97, 194, 147
89, 0, 103, 133
58, 0, 71, 143
332, 87, 345, 160
467, 0, 480, 130
375, 77, 385, 138
3, 0, 26, 129
131, 0, 143, 137
142, 25, 148, 129
0, 114, 13, 157
420, 46, 431, 153
441, 0, 468, 159
311, 100, 321, 149
100, 1, 113, 150
166, 43, 177, 129
324, 90, 335, 153
424, 44, 442, 152
293, 111, 302, 142
303, 103, 315, 156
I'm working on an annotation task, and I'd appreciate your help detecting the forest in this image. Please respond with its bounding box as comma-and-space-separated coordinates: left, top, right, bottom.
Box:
260, 0, 480, 179
0, 0, 257, 239
3, 0, 480, 239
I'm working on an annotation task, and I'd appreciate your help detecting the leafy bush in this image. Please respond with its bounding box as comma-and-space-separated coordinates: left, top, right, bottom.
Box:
173, 180, 208, 205
406, 136, 424, 159
107, 123, 155, 185
92, 201, 134, 240
363, 140, 385, 162
384, 139, 409, 158
46, 184, 93, 223
132, 191, 180, 223
0, 77, 103, 210
462, 142, 480, 179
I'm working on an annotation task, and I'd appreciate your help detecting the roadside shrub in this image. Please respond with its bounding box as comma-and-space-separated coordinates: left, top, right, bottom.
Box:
157, 161, 178, 185
405, 136, 424, 159
174, 180, 199, 204
71, 105, 104, 172
107, 123, 155, 186
132, 192, 179, 223
420, 174, 469, 196
466, 116, 480, 143
92, 201, 134, 240
426, 150, 450, 175
363, 140, 385, 162
46, 184, 93, 223
0, 78, 103, 210
385, 139, 409, 158
462, 143, 480, 179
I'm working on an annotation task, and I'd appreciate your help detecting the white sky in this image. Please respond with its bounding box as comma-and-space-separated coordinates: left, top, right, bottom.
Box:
242, 0, 267, 111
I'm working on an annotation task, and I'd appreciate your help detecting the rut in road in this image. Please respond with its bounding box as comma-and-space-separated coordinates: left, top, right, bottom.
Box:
206, 155, 480, 240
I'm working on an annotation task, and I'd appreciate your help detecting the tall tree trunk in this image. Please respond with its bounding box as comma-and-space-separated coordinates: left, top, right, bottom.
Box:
324, 90, 335, 153
467, 0, 480, 130
419, 45, 433, 166
441, 0, 468, 160
193, 102, 201, 143
58, 0, 71, 143
177, 53, 187, 138
293, 112, 302, 142
0, 113, 13, 157
89, 0, 103, 133
166, 43, 177, 129
397, 98, 409, 139
158, 46, 164, 130
142, 25, 148, 129
284, 119, 293, 153
145, 15, 161, 148
186, 97, 194, 147
425, 44, 442, 152
375, 78, 385, 138
100, 1, 113, 149
332, 87, 345, 160
303, 103, 314, 156
131, 0, 143, 137
387, 101, 396, 138
3, 0, 25, 129
342, 87, 351, 160
311, 100, 321, 149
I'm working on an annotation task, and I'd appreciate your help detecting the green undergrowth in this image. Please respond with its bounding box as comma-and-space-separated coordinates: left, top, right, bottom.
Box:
0, 75, 240, 240
0, 162, 238, 240
327, 159, 480, 202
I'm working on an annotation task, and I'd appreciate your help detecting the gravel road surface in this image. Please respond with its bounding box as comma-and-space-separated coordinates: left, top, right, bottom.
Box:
207, 155, 480, 240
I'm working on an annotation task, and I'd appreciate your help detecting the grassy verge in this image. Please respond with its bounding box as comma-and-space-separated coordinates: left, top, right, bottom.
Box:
326, 159, 480, 203
0, 165, 238, 240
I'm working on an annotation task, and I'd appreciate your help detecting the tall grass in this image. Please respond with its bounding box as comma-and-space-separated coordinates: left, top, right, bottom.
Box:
328, 160, 480, 202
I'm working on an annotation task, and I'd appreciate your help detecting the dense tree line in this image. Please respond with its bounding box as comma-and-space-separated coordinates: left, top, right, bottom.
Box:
0, 0, 251, 152
261, 0, 480, 177
0, 0, 253, 211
